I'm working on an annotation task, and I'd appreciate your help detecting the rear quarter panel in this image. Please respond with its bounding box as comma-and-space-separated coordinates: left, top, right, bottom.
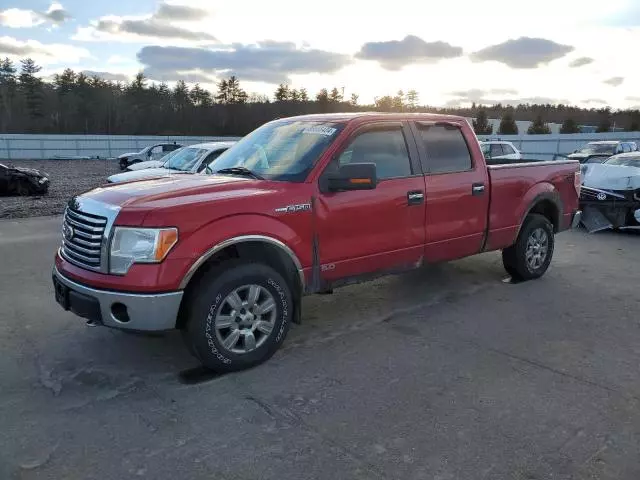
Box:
486, 161, 580, 251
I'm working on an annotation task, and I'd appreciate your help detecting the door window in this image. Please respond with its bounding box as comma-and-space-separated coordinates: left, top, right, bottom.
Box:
417, 125, 473, 173
336, 128, 412, 180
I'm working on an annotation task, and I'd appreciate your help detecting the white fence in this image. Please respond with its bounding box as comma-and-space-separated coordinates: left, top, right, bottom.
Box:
0, 134, 243, 160
2, 131, 640, 161
477, 131, 640, 160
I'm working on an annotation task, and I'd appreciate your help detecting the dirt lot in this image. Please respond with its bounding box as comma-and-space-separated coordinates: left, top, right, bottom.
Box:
0, 160, 119, 219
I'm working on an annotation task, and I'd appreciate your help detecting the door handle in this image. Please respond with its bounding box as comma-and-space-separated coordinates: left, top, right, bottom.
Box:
407, 190, 424, 205
472, 183, 485, 196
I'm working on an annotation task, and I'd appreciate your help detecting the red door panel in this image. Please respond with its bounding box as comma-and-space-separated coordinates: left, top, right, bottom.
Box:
411, 122, 489, 262
314, 123, 426, 282
315, 176, 426, 281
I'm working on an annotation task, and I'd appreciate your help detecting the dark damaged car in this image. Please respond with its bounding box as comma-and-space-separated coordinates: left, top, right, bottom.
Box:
579, 153, 640, 232
0, 162, 50, 196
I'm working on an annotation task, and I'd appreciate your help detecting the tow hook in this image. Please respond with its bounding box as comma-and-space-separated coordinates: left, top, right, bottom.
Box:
86, 320, 99, 327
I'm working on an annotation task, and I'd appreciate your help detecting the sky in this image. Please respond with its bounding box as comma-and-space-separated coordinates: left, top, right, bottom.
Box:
1, 0, 640, 108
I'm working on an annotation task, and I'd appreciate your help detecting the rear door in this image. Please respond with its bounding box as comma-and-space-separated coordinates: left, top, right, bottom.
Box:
315, 121, 426, 282
411, 121, 489, 262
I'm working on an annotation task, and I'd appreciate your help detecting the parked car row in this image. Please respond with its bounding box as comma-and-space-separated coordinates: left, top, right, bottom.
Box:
118, 143, 183, 170
107, 142, 237, 184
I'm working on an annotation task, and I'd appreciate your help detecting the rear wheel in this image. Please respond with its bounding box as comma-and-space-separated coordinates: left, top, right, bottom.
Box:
502, 214, 554, 281
182, 261, 293, 372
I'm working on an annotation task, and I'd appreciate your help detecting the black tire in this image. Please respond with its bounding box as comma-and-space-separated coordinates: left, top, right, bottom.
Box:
502, 213, 555, 281
182, 261, 293, 372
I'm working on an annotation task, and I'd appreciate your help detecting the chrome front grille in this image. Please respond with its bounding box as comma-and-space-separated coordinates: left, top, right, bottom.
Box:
61, 207, 107, 271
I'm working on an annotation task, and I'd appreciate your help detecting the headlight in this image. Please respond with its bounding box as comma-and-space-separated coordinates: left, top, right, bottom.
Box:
39, 177, 48, 184
109, 227, 178, 274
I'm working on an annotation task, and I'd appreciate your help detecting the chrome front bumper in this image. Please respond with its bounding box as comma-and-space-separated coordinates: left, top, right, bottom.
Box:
52, 267, 183, 331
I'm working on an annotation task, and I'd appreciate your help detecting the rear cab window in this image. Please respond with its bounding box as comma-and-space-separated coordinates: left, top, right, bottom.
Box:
414, 123, 473, 174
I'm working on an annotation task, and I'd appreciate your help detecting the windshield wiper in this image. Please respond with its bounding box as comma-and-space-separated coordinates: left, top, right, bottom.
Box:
214, 167, 264, 180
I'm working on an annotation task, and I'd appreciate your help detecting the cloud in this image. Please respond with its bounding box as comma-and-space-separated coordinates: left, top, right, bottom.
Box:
569, 56, 594, 68
355, 35, 463, 70
603, 76, 624, 86
0, 3, 71, 28
447, 92, 570, 107
449, 88, 519, 103
155, 3, 208, 21
0, 36, 89, 64
470, 37, 574, 68
626, 96, 640, 101
138, 41, 353, 84
74, 2, 213, 43
582, 98, 607, 105
81, 70, 130, 82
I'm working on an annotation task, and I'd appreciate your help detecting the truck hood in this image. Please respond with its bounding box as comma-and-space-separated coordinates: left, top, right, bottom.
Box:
582, 164, 640, 190
107, 167, 186, 184
82, 174, 271, 211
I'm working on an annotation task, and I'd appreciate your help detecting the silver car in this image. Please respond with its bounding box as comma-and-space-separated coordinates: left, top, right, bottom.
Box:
107, 141, 237, 184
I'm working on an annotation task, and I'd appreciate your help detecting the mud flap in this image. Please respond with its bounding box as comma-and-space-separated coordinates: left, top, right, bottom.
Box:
581, 206, 613, 233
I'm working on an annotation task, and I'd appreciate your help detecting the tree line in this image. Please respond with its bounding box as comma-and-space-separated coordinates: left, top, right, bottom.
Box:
1, 57, 639, 136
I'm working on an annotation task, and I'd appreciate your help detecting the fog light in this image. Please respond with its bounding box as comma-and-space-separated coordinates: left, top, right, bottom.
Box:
111, 303, 130, 323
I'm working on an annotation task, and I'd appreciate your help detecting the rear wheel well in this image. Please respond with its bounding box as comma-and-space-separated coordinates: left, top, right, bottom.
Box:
528, 199, 559, 232
176, 241, 302, 329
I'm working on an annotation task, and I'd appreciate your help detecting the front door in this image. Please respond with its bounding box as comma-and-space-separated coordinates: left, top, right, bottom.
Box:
315, 122, 426, 283
411, 121, 490, 262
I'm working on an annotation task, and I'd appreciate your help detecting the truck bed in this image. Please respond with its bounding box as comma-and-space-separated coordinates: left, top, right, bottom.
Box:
485, 160, 580, 251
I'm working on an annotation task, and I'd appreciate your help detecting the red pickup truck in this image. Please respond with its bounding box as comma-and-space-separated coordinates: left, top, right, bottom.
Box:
53, 113, 582, 371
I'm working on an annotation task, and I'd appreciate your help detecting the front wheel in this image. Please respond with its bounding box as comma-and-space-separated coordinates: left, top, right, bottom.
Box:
183, 261, 293, 372
502, 214, 555, 281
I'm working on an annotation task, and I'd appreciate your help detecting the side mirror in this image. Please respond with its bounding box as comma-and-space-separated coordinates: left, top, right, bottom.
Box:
326, 163, 377, 192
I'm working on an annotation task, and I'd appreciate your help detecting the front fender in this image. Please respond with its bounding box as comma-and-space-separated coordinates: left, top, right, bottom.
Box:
169, 213, 310, 288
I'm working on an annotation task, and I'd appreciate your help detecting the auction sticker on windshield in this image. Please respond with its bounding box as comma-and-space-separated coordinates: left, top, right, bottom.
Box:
303, 126, 337, 136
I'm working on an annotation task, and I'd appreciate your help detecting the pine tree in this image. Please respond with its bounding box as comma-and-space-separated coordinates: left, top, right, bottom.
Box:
472, 110, 493, 135
0, 58, 18, 132
329, 87, 342, 103
392, 90, 405, 111
299, 88, 309, 102
226, 76, 247, 104
315, 88, 329, 103
560, 118, 580, 134
18, 58, 44, 123
498, 112, 518, 134
215, 79, 229, 104
289, 88, 300, 101
527, 115, 551, 134
406, 89, 419, 110
350, 93, 359, 106
274, 83, 289, 102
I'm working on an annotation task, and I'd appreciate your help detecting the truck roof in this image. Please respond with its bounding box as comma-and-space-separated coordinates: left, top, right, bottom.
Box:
276, 112, 469, 124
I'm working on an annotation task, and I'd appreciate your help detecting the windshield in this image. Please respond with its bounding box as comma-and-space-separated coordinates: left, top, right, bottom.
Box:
210, 120, 344, 182
163, 147, 208, 171
480, 143, 490, 154
578, 144, 616, 155
604, 155, 640, 168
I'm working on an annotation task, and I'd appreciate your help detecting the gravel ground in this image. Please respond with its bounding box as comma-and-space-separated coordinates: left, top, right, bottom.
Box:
0, 160, 119, 219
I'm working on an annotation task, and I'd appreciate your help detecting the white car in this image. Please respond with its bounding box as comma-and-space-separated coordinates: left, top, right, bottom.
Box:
117, 143, 183, 170
126, 148, 184, 172
480, 141, 522, 162
107, 142, 237, 184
